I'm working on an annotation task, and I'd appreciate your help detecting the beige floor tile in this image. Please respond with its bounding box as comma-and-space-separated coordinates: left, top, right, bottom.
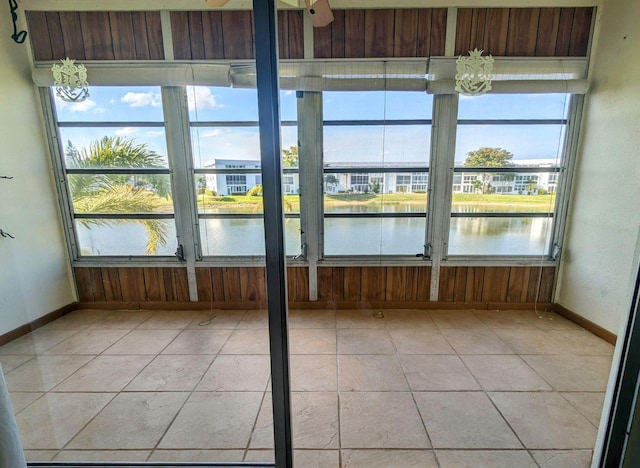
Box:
126, 354, 214, 391
289, 310, 336, 329
136, 310, 198, 329
461, 355, 552, 391
561, 392, 606, 427
341, 449, 437, 468
0, 354, 34, 372
291, 355, 337, 391
24, 451, 58, 461
0, 329, 79, 355
220, 329, 270, 354
436, 450, 538, 468
54, 355, 153, 392
159, 392, 263, 449
251, 392, 339, 449
102, 329, 180, 355
440, 328, 514, 355
473, 310, 536, 328
68, 392, 189, 450
380, 310, 437, 329
389, 329, 454, 354
290, 329, 337, 354
489, 392, 598, 449
244, 449, 340, 467
492, 329, 564, 355
9, 391, 43, 414
337, 329, 395, 354
430, 310, 486, 329
414, 392, 521, 449
149, 450, 244, 462
54, 451, 151, 461
161, 329, 232, 355
236, 310, 269, 329
548, 330, 615, 355
340, 392, 430, 449
400, 355, 480, 391
5, 355, 94, 391
44, 329, 130, 355
38, 310, 110, 330
187, 310, 247, 329
518, 310, 583, 330
339, 355, 409, 391
530, 450, 593, 467
197, 355, 271, 391
16, 392, 114, 449
89, 311, 153, 329
522, 355, 612, 391
336, 310, 388, 329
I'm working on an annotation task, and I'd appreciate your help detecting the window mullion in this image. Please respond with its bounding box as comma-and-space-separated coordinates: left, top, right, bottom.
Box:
427, 93, 459, 301
161, 86, 200, 301
297, 91, 324, 300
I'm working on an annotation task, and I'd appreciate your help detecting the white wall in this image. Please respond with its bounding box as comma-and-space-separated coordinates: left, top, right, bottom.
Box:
0, 17, 75, 336
556, 0, 640, 334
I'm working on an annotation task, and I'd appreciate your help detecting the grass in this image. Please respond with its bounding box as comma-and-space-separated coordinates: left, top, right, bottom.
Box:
156, 192, 556, 212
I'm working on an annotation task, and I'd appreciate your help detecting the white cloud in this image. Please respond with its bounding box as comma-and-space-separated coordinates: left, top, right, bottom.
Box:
67, 99, 97, 112
121, 92, 161, 108
186, 87, 221, 110
201, 128, 226, 138
115, 127, 138, 136
94, 107, 106, 114
143, 130, 165, 137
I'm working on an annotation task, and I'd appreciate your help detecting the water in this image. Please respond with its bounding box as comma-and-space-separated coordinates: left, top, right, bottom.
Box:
76, 204, 553, 257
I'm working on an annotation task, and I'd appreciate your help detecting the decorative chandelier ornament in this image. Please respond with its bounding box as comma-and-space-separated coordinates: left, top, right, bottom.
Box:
455, 48, 494, 96
51, 58, 90, 102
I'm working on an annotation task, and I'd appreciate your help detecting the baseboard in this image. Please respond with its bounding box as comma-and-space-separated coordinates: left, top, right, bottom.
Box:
553, 303, 617, 345
0, 302, 78, 347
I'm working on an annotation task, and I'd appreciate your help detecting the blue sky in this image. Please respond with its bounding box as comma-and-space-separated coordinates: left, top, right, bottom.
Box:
55, 86, 570, 166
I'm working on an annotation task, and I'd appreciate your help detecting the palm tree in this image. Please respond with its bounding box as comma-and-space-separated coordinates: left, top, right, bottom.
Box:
66, 137, 171, 254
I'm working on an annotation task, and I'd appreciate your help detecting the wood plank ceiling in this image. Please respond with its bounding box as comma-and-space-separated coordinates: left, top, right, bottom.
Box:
26, 7, 593, 62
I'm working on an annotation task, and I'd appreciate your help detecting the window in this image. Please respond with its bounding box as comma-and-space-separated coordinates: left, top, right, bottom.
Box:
189, 86, 300, 256
53, 86, 176, 257
449, 94, 570, 256
323, 91, 432, 256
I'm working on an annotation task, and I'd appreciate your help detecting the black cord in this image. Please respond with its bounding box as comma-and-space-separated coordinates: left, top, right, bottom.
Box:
0, 229, 14, 239
9, 0, 27, 44
0, 176, 14, 179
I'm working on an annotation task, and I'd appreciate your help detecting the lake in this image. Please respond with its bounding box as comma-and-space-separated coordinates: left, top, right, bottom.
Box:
76, 203, 552, 257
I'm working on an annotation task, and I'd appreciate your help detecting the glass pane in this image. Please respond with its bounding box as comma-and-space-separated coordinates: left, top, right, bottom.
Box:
325, 187, 428, 214
60, 128, 169, 168
69, 174, 173, 215
324, 217, 425, 255
448, 217, 552, 256
199, 218, 300, 256
451, 171, 557, 214
75, 219, 176, 256
55, 86, 165, 122
455, 125, 565, 165
458, 93, 570, 120
324, 91, 433, 120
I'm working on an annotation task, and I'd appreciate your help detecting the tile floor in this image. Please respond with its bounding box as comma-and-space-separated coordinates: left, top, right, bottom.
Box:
0, 308, 614, 467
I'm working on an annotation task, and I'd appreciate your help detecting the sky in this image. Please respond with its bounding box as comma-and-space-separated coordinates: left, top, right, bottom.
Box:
54, 86, 570, 167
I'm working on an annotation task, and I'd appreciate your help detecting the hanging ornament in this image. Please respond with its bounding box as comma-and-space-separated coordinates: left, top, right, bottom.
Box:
51, 58, 90, 102
455, 48, 494, 96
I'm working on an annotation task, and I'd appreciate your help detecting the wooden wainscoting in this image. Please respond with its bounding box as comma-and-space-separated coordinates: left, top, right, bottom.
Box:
74, 265, 554, 308
438, 266, 555, 304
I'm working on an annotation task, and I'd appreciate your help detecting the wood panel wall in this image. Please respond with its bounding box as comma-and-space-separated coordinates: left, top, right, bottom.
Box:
438, 266, 555, 303
75, 265, 554, 305
455, 7, 593, 57
27, 11, 164, 61
170, 10, 304, 60
317, 266, 432, 302
313, 9, 447, 59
